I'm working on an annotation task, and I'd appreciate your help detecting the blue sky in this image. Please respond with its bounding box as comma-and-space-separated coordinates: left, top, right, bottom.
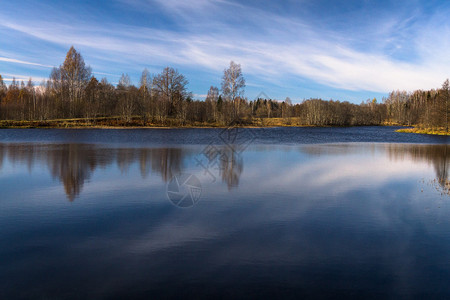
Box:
1, 0, 449, 103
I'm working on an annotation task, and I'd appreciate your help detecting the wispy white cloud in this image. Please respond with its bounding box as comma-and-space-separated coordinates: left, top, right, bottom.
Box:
0, 0, 449, 97
1, 73, 47, 83
92, 71, 121, 78
0, 56, 52, 68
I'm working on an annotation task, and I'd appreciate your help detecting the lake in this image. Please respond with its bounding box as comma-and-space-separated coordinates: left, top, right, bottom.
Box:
0, 127, 449, 299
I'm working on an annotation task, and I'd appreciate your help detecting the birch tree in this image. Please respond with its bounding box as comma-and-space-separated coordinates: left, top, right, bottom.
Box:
221, 61, 245, 117
205, 86, 219, 122
0, 75, 6, 118
61, 46, 92, 104
139, 68, 153, 122
439, 79, 449, 132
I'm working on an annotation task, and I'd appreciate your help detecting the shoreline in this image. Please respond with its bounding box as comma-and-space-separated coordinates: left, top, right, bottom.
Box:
2, 119, 447, 136
0, 121, 401, 130
396, 127, 450, 136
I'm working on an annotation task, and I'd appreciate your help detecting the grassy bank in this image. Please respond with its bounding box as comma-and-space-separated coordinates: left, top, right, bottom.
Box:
0, 117, 311, 129
396, 127, 450, 136
0, 117, 428, 130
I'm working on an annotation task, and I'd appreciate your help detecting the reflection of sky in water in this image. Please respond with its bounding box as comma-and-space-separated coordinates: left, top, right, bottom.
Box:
0, 143, 449, 298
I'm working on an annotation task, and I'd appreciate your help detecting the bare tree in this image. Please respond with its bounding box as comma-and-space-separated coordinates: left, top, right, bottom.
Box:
25, 79, 35, 120
153, 67, 188, 122
98, 78, 116, 117
282, 97, 292, 121
0, 75, 6, 118
60, 46, 92, 115
139, 68, 153, 123
221, 61, 245, 117
0, 75, 6, 99
84, 77, 100, 121
205, 86, 219, 122
117, 74, 134, 122
441, 79, 450, 132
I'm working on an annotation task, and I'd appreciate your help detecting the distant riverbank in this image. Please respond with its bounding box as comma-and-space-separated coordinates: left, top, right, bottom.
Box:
1, 117, 448, 136
0, 116, 398, 129
0, 117, 353, 129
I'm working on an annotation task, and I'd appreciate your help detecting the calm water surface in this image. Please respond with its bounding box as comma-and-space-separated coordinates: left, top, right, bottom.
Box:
0, 127, 449, 299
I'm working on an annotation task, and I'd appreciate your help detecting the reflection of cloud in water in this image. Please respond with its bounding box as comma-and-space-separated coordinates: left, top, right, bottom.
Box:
60, 182, 449, 298
236, 144, 443, 199
2, 143, 450, 298
284, 143, 450, 195
0, 144, 191, 201
0, 144, 246, 201
385, 144, 449, 194
0, 143, 448, 201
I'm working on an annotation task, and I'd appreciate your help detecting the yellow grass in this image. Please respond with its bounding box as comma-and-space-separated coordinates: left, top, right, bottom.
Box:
0, 116, 306, 129
396, 127, 450, 136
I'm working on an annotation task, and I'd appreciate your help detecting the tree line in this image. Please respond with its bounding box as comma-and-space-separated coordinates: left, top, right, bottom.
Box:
1, 143, 447, 201
0, 47, 448, 129
0, 143, 243, 200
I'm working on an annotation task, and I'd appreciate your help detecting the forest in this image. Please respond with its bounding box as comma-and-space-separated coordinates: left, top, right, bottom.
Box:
0, 47, 448, 131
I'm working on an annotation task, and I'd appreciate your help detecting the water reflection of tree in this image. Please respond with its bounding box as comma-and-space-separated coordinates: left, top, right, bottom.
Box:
219, 147, 243, 190
46, 144, 100, 201
299, 143, 449, 195
0, 144, 187, 201
0, 144, 4, 170
0, 143, 248, 200
387, 144, 450, 195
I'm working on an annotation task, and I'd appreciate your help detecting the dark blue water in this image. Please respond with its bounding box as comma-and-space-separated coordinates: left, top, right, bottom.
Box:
0, 127, 449, 299
0, 126, 447, 146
